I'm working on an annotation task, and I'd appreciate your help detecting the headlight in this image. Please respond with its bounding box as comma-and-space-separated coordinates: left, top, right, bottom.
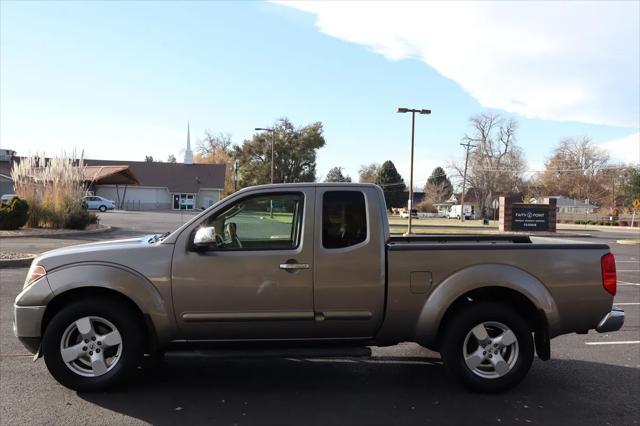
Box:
24, 263, 46, 289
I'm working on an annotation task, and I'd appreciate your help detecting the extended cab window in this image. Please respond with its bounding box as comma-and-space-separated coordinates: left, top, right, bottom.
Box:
204, 193, 304, 250
322, 191, 367, 249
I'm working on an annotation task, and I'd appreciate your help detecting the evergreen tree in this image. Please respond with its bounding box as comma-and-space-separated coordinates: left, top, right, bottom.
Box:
325, 166, 352, 182
424, 166, 453, 203
376, 160, 406, 209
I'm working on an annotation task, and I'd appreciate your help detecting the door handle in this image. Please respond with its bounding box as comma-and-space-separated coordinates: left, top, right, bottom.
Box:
279, 263, 310, 270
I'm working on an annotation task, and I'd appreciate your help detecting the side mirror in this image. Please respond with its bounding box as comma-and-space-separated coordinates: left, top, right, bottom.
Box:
193, 227, 221, 248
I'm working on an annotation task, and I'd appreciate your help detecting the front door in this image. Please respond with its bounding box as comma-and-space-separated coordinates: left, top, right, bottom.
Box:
171, 188, 316, 340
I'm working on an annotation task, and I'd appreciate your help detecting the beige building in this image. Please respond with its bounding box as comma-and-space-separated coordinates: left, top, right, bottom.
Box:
0, 125, 226, 210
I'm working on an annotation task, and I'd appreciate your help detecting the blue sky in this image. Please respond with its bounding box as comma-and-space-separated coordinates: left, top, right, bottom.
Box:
1, 1, 638, 186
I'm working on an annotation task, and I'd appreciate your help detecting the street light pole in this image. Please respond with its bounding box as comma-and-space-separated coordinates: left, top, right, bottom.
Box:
255, 127, 277, 218
255, 127, 276, 184
397, 107, 431, 235
459, 141, 476, 222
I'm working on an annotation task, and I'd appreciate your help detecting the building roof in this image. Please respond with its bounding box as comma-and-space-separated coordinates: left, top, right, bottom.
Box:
84, 159, 225, 193
532, 195, 597, 208
0, 157, 225, 193
84, 165, 140, 185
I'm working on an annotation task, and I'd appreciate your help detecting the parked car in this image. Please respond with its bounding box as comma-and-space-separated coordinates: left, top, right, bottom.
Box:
14, 183, 623, 392
0, 193, 17, 205
448, 204, 473, 220
399, 209, 418, 219
83, 195, 115, 212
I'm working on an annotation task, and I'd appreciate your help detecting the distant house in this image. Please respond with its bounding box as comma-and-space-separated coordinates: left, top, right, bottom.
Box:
530, 196, 597, 214
0, 125, 226, 211
434, 189, 482, 218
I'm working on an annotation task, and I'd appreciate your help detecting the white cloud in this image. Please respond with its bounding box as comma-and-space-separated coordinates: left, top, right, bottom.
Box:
599, 132, 640, 164
276, 1, 639, 127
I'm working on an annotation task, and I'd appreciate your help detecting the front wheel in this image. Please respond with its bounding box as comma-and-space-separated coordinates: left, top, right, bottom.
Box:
99, 205, 107, 212
440, 302, 534, 393
42, 299, 144, 391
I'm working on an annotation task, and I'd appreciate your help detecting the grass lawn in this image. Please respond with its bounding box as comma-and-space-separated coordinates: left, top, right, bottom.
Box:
243, 211, 294, 224
388, 216, 498, 228
389, 226, 495, 235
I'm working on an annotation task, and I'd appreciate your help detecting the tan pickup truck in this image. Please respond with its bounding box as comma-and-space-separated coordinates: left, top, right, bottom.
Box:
14, 183, 624, 392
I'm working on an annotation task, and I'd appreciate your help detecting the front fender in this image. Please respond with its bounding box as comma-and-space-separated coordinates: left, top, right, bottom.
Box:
46, 262, 175, 344
415, 264, 560, 347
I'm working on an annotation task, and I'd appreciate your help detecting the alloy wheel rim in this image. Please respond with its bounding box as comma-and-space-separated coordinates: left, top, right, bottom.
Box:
462, 321, 519, 379
59, 316, 123, 378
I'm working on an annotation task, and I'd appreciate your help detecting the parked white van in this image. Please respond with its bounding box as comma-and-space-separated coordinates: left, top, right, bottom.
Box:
448, 204, 473, 220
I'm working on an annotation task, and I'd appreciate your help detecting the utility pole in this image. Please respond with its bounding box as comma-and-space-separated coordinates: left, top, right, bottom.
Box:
397, 107, 431, 235
459, 141, 476, 222
233, 160, 239, 192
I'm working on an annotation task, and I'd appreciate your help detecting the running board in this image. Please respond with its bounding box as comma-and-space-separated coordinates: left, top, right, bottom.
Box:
164, 346, 372, 359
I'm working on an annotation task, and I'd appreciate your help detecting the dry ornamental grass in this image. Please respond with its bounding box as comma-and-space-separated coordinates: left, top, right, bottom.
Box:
11, 151, 96, 229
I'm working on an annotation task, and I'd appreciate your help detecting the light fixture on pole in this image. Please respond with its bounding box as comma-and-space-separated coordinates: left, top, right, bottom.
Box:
396, 107, 431, 235
255, 127, 276, 184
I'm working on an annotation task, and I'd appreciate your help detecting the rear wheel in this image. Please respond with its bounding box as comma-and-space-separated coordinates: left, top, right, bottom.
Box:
42, 299, 144, 391
440, 302, 534, 392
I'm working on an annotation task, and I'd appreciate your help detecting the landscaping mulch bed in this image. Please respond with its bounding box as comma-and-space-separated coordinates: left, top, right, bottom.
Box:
0, 251, 36, 268
0, 223, 109, 238
0, 251, 33, 260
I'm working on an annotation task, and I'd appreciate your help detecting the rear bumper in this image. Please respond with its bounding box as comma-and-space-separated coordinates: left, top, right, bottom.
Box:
596, 307, 624, 333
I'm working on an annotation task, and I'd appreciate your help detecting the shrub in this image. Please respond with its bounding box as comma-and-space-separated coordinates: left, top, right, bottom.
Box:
63, 209, 96, 230
415, 201, 437, 213
11, 151, 88, 229
0, 197, 29, 230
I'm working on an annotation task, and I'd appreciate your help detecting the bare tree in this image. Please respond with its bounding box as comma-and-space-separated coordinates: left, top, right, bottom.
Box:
450, 113, 526, 213
194, 131, 236, 196
197, 131, 233, 156
358, 163, 381, 183
536, 137, 610, 206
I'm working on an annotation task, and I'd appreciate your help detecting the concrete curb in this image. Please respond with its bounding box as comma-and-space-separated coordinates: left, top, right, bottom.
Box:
0, 225, 112, 239
0, 255, 36, 268
616, 239, 640, 245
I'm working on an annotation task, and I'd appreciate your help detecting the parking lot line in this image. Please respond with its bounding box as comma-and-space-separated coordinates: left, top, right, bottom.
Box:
618, 281, 640, 286
617, 270, 640, 272
617, 261, 639, 263
615, 302, 640, 305
585, 341, 640, 345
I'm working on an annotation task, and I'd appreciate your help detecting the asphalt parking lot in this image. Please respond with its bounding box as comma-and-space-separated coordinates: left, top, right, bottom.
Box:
1, 211, 639, 425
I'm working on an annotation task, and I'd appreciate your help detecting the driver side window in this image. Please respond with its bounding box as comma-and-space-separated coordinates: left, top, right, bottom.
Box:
203, 192, 304, 250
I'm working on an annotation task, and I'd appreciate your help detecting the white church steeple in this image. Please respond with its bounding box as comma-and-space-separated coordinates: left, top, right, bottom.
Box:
184, 122, 193, 165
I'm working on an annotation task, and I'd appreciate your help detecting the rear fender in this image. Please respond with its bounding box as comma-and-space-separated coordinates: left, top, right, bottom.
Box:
415, 264, 559, 348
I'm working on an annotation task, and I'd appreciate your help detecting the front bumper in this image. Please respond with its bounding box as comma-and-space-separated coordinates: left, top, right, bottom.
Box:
596, 307, 625, 333
13, 304, 46, 354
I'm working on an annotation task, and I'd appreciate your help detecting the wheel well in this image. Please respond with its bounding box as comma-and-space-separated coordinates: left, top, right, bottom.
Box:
436, 286, 546, 349
42, 287, 155, 353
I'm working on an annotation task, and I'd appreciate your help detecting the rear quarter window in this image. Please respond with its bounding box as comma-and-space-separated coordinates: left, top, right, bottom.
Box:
322, 191, 367, 249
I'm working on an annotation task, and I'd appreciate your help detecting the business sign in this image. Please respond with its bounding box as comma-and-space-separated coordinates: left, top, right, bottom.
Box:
512, 206, 549, 231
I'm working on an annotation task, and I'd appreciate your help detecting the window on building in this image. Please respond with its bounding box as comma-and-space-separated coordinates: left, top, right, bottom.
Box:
322, 191, 367, 249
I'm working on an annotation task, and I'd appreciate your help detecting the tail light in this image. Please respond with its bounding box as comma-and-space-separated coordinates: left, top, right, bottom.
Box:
601, 253, 617, 296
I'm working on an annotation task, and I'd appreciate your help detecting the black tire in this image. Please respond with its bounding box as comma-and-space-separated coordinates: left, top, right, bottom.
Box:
440, 302, 534, 393
42, 298, 144, 392
99, 205, 107, 212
